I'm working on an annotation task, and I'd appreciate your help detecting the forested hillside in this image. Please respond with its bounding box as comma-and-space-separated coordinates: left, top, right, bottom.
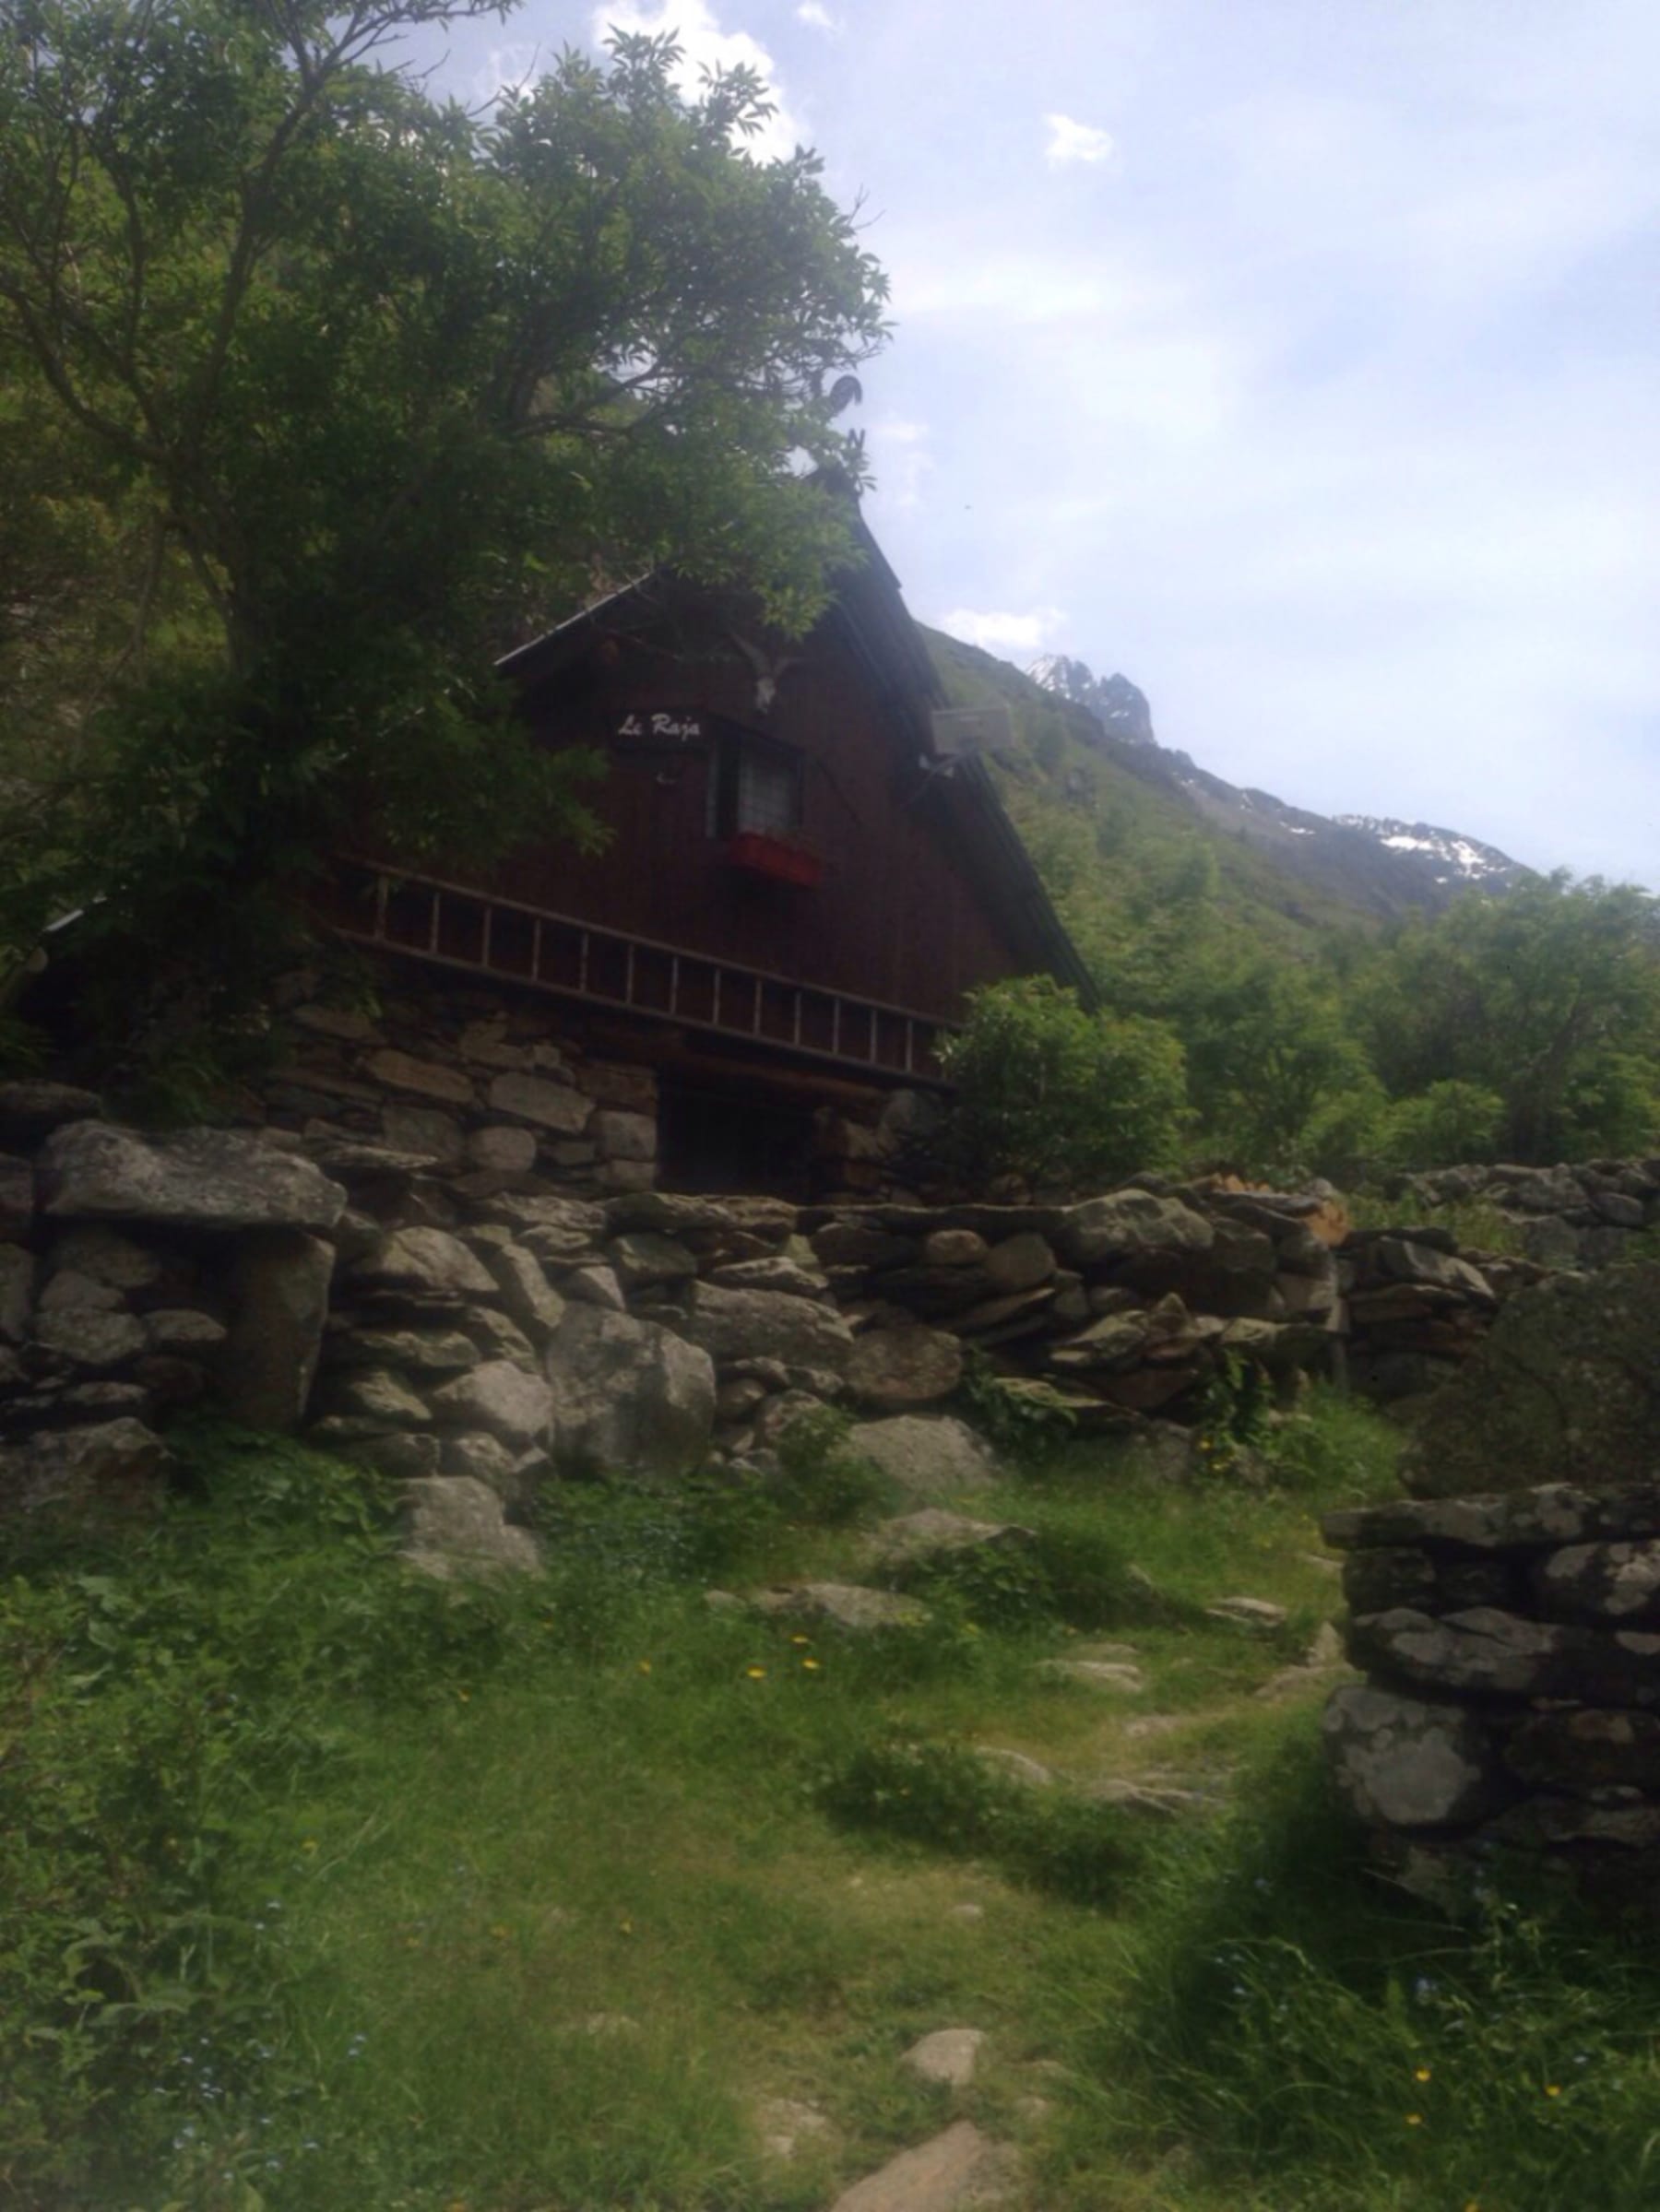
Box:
926, 629, 1660, 1178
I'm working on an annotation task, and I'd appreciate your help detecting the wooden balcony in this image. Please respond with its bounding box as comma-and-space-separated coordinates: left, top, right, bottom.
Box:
318, 858, 952, 1084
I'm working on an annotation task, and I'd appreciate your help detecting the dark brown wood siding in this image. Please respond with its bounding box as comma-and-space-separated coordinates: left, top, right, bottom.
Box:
457, 621, 1027, 1024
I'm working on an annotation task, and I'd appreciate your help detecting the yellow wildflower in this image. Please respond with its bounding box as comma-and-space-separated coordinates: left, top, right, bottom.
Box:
746, 1664, 766, 1679
1546, 2083, 1562, 2099
1414, 2066, 1431, 2083
1405, 2113, 1423, 2128
802, 1657, 822, 1672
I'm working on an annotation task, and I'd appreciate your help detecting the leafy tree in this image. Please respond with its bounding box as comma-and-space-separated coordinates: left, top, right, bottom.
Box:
0, 2, 887, 1012
1377, 1080, 1505, 1170
1355, 875, 1660, 1162
940, 976, 1189, 1191
1175, 959, 1378, 1171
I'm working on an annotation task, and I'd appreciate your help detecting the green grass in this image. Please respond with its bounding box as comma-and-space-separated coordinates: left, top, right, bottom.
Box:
1346, 1189, 1530, 1258
5, 1395, 1659, 2211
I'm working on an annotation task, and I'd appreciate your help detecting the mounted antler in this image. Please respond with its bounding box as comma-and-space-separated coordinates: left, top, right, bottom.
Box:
725, 630, 804, 716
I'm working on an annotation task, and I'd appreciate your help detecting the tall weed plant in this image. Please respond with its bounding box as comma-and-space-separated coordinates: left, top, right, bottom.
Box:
1099, 1739, 1660, 2212
0, 1425, 532, 2206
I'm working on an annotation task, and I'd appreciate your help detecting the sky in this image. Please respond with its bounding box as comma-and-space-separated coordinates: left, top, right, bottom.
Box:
427, 0, 1660, 886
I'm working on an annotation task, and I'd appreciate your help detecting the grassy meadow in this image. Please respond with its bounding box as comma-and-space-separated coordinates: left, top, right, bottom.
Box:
5, 1394, 1659, 2212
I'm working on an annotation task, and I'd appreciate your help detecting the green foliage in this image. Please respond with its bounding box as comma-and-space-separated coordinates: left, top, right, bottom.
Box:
0, 3, 887, 1029
1375, 1077, 1506, 1168
0, 1425, 529, 2202
1189, 1352, 1275, 1473
768, 1403, 897, 1526
1107, 1739, 1660, 2211
940, 975, 1189, 1191
1177, 960, 1381, 1173
926, 631, 1660, 1182
1255, 1383, 1407, 1496
1354, 872, 1660, 1164
819, 1737, 1143, 1906
891, 1535, 1059, 1631
954, 1352, 1079, 1462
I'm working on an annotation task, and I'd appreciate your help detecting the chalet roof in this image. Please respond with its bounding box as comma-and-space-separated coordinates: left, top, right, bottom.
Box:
497, 513, 1098, 1010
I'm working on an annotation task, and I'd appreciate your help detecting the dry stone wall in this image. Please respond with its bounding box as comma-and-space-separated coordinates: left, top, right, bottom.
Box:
1323, 1264, 1660, 1900
1401, 1157, 1660, 1272
0, 1078, 1537, 1570
1323, 1484, 1660, 1899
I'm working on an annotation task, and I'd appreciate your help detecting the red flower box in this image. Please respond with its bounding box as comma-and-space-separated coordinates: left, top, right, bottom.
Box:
726, 832, 824, 888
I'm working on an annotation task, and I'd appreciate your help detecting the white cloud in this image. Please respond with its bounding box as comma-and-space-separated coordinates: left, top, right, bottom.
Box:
591, 1, 804, 160
795, 1, 840, 31
868, 416, 933, 511
937, 606, 1068, 655
470, 41, 540, 105
1043, 112, 1114, 168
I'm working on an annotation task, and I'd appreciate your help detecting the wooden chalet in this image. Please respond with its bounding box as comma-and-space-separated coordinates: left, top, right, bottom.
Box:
317, 512, 1093, 1193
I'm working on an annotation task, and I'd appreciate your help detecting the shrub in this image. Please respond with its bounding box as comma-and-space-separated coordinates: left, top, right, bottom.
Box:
939, 976, 1188, 1191
954, 1351, 1079, 1463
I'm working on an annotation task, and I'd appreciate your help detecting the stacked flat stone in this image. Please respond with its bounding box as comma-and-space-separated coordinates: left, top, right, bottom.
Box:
0, 1087, 345, 1519
1323, 1485, 1660, 1888
1338, 1224, 1505, 1405
268, 974, 942, 1206
1402, 1157, 1660, 1272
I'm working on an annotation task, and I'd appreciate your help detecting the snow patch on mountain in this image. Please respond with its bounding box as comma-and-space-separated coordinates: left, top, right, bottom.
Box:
1333, 817, 1518, 887
1026, 650, 1527, 917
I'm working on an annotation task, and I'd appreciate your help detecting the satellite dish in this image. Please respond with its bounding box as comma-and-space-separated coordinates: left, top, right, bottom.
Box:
930, 705, 1015, 762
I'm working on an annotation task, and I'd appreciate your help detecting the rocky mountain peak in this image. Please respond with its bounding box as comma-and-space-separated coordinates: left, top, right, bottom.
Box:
1023, 647, 1525, 919
1026, 656, 1156, 746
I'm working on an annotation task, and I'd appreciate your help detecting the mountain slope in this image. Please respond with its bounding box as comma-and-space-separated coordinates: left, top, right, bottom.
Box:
1021, 652, 1526, 920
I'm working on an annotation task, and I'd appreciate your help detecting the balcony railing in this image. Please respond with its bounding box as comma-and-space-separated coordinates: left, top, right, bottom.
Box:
317, 858, 951, 1083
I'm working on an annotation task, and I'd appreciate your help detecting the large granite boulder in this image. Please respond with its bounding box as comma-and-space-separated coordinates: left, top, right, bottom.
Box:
1057, 1190, 1214, 1271
848, 1415, 999, 1500
545, 1305, 715, 1476
682, 1281, 854, 1372
398, 1475, 541, 1579
41, 1123, 345, 1233
1401, 1262, 1660, 1498
429, 1359, 554, 1449
847, 1326, 963, 1410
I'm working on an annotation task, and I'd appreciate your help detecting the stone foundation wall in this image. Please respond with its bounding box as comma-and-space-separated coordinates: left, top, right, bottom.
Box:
269, 969, 665, 1196
1322, 1485, 1660, 1898
263, 966, 942, 1205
